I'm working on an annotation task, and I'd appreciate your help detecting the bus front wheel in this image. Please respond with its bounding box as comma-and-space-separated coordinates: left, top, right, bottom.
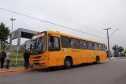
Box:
64, 58, 72, 69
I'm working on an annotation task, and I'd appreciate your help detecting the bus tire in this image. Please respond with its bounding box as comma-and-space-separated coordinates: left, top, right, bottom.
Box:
64, 58, 72, 69
96, 56, 100, 64
49, 67, 55, 70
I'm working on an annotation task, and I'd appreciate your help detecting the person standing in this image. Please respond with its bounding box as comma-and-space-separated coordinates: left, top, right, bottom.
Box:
6, 51, 11, 69
0, 49, 6, 69
23, 49, 30, 69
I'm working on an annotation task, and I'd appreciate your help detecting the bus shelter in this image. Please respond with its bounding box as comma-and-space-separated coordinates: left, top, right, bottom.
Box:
9, 28, 38, 50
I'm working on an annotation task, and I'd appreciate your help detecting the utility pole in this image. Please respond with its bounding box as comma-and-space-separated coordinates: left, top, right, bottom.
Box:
103, 28, 111, 60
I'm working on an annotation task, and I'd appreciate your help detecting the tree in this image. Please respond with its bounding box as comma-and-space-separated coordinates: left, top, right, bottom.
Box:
112, 45, 116, 52
124, 49, 126, 56
0, 22, 10, 45
112, 45, 116, 57
1, 43, 6, 50
118, 46, 124, 57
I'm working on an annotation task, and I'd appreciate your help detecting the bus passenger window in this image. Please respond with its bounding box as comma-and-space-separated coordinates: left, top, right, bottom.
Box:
71, 38, 80, 49
87, 42, 93, 50
48, 36, 60, 51
61, 36, 70, 48
98, 44, 102, 51
94, 43, 98, 50
80, 40, 87, 49
102, 45, 105, 51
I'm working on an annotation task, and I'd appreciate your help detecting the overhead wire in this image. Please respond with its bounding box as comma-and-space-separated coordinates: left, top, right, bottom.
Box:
0, 7, 106, 39
3, 0, 104, 31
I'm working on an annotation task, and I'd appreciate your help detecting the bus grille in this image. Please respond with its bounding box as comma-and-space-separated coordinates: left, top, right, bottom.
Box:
33, 60, 40, 62
34, 56, 41, 59
34, 63, 39, 65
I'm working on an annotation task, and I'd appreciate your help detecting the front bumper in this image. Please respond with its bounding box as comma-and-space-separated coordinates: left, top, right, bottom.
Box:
30, 60, 46, 66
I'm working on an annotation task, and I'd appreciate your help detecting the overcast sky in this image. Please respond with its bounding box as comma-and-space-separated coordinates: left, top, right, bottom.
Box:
0, 0, 126, 51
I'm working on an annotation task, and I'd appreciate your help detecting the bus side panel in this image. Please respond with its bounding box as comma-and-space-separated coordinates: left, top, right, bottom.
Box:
100, 51, 107, 62
48, 52, 64, 67
99, 51, 104, 61
94, 51, 102, 62
90, 50, 95, 62
43, 52, 49, 67
71, 49, 80, 64
94, 51, 107, 62
48, 51, 62, 67
86, 50, 92, 62
61, 48, 71, 64
80, 49, 88, 63
93, 50, 98, 62
48, 34, 63, 67
104, 51, 107, 60
99, 51, 103, 61
57, 50, 64, 66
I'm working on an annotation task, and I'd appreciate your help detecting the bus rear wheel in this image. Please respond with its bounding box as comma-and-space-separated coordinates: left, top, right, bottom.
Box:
64, 58, 72, 69
49, 67, 55, 70
96, 56, 100, 64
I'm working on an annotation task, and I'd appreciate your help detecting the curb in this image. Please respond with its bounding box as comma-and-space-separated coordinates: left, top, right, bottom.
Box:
0, 68, 45, 74
106, 60, 110, 61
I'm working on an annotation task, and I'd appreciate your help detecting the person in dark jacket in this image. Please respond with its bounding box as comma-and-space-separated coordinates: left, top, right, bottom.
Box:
23, 49, 30, 69
0, 49, 6, 69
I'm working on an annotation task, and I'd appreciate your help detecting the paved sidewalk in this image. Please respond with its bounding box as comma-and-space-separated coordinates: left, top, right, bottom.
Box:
0, 66, 26, 71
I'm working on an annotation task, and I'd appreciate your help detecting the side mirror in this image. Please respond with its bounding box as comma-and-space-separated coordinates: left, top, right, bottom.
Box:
34, 42, 36, 47
30, 44, 32, 54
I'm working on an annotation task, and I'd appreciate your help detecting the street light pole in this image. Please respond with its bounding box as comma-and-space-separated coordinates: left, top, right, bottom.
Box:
10, 18, 17, 64
10, 18, 16, 32
103, 28, 111, 60
109, 28, 119, 37
10, 18, 16, 50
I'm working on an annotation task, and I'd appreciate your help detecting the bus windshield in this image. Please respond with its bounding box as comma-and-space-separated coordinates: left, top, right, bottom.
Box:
30, 37, 47, 55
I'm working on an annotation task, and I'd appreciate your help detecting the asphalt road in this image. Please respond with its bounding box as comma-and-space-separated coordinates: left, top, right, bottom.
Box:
1, 58, 126, 84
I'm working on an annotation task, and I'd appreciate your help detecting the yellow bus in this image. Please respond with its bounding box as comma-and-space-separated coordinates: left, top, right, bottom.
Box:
30, 30, 107, 69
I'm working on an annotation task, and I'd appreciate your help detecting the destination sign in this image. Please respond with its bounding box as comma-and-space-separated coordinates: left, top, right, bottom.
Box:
32, 32, 47, 40
35, 33, 45, 38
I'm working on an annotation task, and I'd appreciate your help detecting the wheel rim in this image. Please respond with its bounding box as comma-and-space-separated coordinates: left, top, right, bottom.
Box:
66, 60, 71, 67
96, 58, 99, 63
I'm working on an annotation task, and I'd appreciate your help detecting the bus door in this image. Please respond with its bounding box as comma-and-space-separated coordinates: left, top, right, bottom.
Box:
48, 34, 62, 67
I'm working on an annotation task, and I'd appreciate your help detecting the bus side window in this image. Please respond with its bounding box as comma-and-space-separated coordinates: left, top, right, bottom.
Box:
61, 36, 70, 48
98, 44, 102, 51
87, 41, 93, 50
71, 38, 80, 49
48, 36, 60, 51
102, 44, 105, 51
80, 40, 87, 49
94, 43, 98, 50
